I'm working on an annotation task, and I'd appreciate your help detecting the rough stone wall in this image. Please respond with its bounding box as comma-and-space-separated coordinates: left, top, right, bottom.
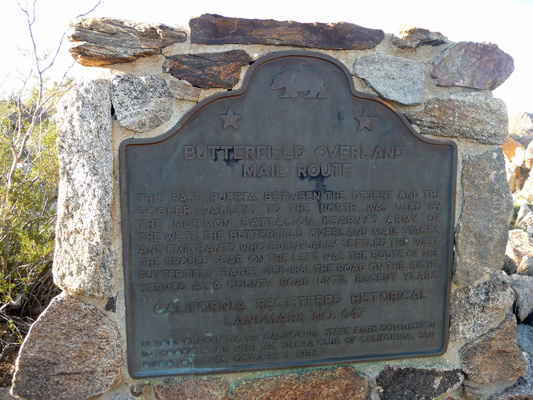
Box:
10, 14, 529, 400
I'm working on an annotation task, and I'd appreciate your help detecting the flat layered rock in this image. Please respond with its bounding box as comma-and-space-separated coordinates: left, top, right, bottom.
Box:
163, 50, 251, 89
190, 14, 384, 50
69, 17, 187, 66
405, 92, 508, 145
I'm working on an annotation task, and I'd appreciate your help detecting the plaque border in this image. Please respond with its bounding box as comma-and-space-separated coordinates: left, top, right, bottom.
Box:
119, 50, 457, 378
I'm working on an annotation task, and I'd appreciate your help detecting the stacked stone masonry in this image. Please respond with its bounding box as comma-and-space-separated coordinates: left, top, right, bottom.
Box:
10, 13, 529, 400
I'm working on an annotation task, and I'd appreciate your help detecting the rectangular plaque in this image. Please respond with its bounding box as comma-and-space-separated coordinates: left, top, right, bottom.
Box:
120, 51, 457, 378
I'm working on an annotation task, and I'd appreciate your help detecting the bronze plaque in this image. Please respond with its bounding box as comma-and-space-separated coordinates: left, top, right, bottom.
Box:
120, 51, 457, 378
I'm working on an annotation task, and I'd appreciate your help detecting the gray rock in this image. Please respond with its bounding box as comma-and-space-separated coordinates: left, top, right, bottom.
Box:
352, 54, 425, 105
54, 79, 114, 298
68, 17, 187, 67
432, 41, 514, 90
169, 79, 202, 102
516, 135, 533, 148
460, 315, 526, 385
505, 251, 519, 276
505, 229, 533, 275
391, 26, 448, 49
375, 367, 463, 400
111, 74, 173, 132
405, 92, 508, 145
450, 271, 515, 341
509, 274, 533, 322
455, 149, 513, 284
517, 324, 533, 355
11, 293, 123, 400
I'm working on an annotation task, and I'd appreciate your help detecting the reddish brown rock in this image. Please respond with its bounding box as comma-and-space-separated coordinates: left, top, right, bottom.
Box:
232, 367, 371, 400
68, 17, 187, 67
163, 50, 251, 89
432, 42, 514, 90
154, 378, 229, 400
11, 293, 123, 400
391, 26, 448, 49
190, 14, 384, 50
460, 315, 527, 385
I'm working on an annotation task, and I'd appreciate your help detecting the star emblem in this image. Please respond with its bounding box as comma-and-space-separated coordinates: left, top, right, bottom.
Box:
354, 109, 377, 132
219, 107, 243, 130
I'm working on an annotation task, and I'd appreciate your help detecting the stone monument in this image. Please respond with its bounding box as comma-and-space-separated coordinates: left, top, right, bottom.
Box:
10, 14, 528, 400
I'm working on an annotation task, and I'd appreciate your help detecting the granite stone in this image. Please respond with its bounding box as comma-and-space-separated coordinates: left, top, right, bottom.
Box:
450, 271, 515, 341
111, 74, 173, 133
11, 293, 123, 400
455, 149, 513, 285
352, 54, 425, 105
53, 79, 114, 298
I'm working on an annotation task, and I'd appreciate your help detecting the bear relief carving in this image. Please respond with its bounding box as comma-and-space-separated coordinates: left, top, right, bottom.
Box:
271, 68, 328, 99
